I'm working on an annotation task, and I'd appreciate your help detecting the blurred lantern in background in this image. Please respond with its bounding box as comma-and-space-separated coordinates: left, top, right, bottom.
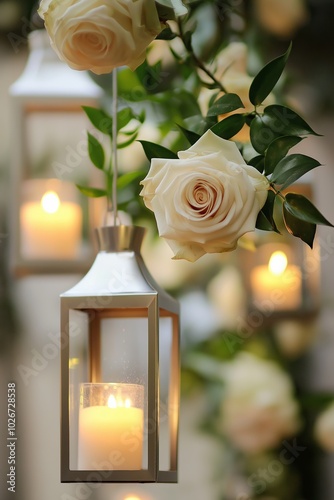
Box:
238, 182, 320, 325
9, 29, 104, 275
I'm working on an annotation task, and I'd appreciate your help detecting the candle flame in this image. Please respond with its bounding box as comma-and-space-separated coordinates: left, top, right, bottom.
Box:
107, 395, 132, 408
268, 251, 288, 276
107, 395, 117, 408
41, 191, 60, 214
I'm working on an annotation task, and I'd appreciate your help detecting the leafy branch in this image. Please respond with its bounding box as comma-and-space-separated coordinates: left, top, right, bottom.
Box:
76, 105, 146, 215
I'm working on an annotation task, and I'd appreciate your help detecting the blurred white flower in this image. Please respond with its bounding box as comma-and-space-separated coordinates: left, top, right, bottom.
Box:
314, 402, 334, 452
273, 320, 317, 358
180, 290, 221, 343
220, 352, 301, 454
254, 0, 309, 38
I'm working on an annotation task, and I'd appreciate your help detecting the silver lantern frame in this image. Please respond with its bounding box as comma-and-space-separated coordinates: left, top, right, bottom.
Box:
60, 225, 180, 483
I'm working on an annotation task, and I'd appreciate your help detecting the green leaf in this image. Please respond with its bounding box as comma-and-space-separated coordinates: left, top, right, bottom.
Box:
265, 105, 321, 137
256, 210, 276, 232
87, 132, 105, 170
155, 0, 188, 20
283, 204, 316, 248
265, 135, 303, 175
210, 114, 245, 140
249, 114, 268, 154
82, 106, 113, 135
248, 155, 265, 173
117, 170, 146, 190
156, 27, 177, 40
117, 68, 146, 101
257, 190, 280, 232
76, 185, 106, 198
250, 105, 320, 154
249, 43, 291, 106
182, 30, 193, 51
177, 124, 201, 145
117, 107, 135, 131
207, 93, 244, 117
135, 61, 164, 95
271, 154, 321, 190
139, 141, 178, 161
284, 193, 334, 227
117, 132, 139, 149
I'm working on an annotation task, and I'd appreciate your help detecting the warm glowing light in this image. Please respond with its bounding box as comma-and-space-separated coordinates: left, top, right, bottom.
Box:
268, 251, 288, 276
124, 496, 142, 500
41, 190, 60, 214
107, 395, 132, 408
69, 358, 80, 369
108, 395, 117, 408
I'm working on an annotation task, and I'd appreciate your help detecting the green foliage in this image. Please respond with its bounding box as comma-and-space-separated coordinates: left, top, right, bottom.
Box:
264, 136, 304, 175
155, 0, 188, 20
271, 154, 321, 190
207, 93, 245, 117
82, 106, 113, 135
249, 43, 291, 106
87, 132, 105, 170
78, 16, 330, 253
76, 186, 106, 198
139, 141, 178, 161
248, 155, 265, 173
210, 114, 245, 139
256, 190, 279, 233
283, 205, 316, 248
284, 193, 333, 227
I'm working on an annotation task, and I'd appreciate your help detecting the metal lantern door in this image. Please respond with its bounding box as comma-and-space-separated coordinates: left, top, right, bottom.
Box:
60, 226, 180, 482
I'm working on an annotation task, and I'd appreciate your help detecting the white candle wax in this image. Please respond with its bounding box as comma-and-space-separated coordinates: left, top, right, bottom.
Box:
78, 406, 144, 470
20, 197, 81, 259
250, 263, 302, 311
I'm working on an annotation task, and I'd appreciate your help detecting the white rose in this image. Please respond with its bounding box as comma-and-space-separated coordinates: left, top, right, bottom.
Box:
220, 352, 301, 454
254, 0, 309, 38
38, 0, 163, 75
314, 402, 334, 452
140, 130, 269, 262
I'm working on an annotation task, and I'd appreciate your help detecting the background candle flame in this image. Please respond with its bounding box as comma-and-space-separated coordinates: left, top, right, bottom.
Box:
41, 190, 60, 214
268, 251, 288, 276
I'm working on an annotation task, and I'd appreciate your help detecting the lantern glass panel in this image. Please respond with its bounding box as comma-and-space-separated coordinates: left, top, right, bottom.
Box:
25, 109, 93, 182
159, 315, 172, 471
158, 310, 179, 478
67, 307, 150, 473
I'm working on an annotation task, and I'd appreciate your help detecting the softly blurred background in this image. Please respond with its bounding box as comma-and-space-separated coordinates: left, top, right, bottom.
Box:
1, 0, 334, 499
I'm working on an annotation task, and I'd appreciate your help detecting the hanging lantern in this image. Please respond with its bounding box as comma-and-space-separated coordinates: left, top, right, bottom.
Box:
238, 180, 320, 324
9, 29, 104, 275
60, 225, 180, 483
239, 228, 320, 324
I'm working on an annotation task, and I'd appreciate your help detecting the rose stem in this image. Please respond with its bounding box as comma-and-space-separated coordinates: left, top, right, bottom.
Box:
176, 18, 227, 93
111, 69, 119, 226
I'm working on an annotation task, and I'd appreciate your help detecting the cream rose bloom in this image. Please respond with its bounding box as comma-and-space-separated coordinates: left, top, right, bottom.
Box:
314, 402, 334, 452
38, 0, 163, 74
220, 352, 301, 455
140, 130, 269, 262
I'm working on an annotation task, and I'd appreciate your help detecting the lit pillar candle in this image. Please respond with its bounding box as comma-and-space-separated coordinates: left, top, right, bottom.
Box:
20, 189, 82, 259
78, 384, 144, 470
250, 250, 302, 311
